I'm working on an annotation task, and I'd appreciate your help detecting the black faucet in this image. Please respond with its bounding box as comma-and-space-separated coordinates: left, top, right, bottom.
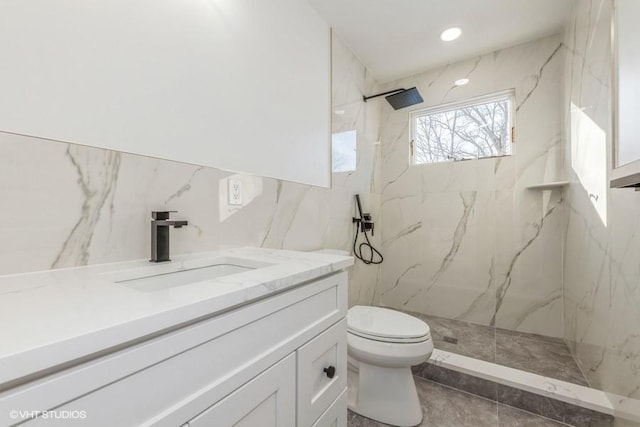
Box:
150, 211, 188, 262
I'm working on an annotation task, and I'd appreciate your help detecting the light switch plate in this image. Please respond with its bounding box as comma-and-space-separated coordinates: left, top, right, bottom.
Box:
228, 179, 242, 206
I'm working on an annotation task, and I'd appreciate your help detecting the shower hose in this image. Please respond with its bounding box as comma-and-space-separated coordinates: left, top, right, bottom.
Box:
353, 222, 383, 265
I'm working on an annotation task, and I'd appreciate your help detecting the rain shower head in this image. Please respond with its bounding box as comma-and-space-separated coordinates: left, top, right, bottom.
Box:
363, 87, 423, 110
385, 87, 424, 110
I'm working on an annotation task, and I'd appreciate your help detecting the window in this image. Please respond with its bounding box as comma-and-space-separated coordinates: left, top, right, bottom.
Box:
332, 130, 356, 172
411, 90, 514, 164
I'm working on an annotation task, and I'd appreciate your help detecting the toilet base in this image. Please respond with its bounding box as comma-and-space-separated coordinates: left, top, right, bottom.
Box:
347, 361, 423, 426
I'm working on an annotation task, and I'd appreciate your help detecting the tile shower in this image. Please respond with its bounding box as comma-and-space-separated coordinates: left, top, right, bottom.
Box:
378, 33, 565, 338
370, 0, 638, 421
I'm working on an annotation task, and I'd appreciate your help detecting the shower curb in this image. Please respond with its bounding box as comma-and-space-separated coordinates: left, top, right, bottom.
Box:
413, 349, 640, 426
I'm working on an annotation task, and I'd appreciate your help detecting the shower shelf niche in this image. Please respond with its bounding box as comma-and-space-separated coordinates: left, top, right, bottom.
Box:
526, 181, 569, 191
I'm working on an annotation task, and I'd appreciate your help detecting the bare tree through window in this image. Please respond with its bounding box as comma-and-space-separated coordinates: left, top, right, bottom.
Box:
413, 93, 513, 164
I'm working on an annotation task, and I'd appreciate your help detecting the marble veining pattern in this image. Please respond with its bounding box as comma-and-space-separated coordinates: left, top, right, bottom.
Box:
424, 192, 477, 294
492, 198, 563, 328
562, 0, 640, 419
516, 43, 563, 112
51, 146, 121, 269
163, 166, 204, 205
379, 35, 565, 337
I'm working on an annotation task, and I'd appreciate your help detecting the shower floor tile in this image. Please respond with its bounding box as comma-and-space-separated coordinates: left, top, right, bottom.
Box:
495, 329, 589, 386
413, 313, 496, 363
347, 377, 568, 427
403, 310, 588, 386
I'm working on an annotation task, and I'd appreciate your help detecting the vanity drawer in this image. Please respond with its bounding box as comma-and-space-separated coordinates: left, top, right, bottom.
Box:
297, 319, 347, 427
312, 389, 347, 427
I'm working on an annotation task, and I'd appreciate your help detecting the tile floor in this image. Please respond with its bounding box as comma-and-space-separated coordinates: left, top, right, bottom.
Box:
349, 310, 614, 426
347, 377, 570, 427
407, 311, 589, 386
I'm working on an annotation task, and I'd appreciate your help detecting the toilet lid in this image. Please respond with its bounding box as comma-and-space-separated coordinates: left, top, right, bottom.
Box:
347, 306, 430, 342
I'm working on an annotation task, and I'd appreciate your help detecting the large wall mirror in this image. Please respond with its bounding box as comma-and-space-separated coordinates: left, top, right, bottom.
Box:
611, 0, 640, 188
0, 0, 331, 187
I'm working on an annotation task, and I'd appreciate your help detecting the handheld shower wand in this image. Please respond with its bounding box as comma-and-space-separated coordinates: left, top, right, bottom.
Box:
352, 194, 383, 265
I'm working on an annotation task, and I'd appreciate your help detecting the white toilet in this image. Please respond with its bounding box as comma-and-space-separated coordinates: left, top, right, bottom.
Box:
347, 305, 433, 426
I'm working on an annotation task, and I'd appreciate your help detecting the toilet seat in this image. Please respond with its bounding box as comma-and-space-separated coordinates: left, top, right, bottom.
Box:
347, 306, 431, 344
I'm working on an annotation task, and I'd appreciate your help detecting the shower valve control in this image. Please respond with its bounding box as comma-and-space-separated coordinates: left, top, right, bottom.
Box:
353, 213, 375, 236
353, 194, 375, 236
352, 194, 383, 264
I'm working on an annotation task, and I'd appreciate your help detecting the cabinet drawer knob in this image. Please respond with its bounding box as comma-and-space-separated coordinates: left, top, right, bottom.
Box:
323, 365, 336, 379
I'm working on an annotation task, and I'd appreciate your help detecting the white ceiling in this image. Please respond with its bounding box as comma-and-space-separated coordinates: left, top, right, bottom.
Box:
308, 0, 573, 83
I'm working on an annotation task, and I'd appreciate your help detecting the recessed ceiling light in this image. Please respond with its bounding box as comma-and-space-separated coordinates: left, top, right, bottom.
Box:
440, 27, 462, 42
333, 109, 345, 115
454, 78, 469, 86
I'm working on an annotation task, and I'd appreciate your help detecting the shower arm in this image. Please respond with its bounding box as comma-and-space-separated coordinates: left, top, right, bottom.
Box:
363, 89, 406, 102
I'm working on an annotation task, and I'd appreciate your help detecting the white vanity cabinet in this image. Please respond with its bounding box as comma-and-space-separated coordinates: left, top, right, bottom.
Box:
0, 271, 348, 427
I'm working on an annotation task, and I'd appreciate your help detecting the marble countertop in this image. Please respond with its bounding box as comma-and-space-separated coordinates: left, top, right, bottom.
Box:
0, 247, 353, 387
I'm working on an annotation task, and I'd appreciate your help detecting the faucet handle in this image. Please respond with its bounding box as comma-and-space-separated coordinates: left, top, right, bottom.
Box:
151, 211, 178, 220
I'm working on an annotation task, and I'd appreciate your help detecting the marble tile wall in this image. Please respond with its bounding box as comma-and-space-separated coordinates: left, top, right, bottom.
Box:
377, 35, 566, 337
0, 34, 383, 307
563, 0, 640, 419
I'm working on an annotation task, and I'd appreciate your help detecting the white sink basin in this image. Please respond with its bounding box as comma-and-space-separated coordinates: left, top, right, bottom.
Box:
108, 257, 272, 292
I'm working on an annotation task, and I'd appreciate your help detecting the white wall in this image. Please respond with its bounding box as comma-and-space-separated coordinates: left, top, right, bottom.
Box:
0, 0, 331, 187
377, 35, 566, 337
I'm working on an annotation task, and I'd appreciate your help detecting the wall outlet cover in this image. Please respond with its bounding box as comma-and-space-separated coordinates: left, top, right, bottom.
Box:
228, 179, 242, 206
